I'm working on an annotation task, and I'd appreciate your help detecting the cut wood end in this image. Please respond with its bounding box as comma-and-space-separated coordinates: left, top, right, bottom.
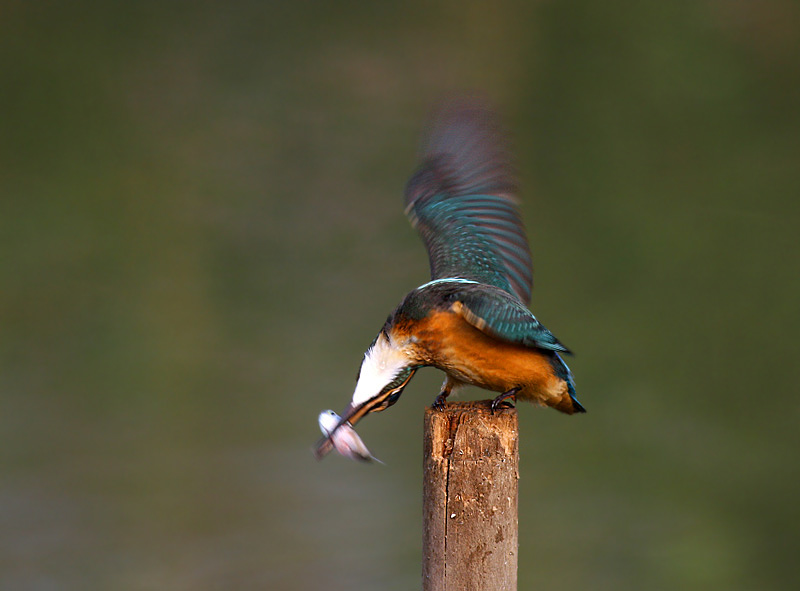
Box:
424, 400, 519, 461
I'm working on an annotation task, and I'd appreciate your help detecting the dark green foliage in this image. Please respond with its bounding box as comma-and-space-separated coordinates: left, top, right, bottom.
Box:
2, 2, 798, 590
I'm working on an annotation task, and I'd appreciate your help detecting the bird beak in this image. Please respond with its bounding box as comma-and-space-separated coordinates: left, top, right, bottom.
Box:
313, 368, 417, 460
337, 400, 375, 427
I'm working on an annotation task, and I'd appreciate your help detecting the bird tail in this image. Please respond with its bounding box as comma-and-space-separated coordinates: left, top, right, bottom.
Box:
551, 352, 586, 414
566, 377, 586, 414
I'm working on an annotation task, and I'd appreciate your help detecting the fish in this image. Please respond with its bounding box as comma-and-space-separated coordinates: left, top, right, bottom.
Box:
317, 410, 383, 463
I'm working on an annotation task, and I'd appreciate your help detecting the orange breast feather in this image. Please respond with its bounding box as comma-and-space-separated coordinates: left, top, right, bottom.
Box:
401, 308, 567, 407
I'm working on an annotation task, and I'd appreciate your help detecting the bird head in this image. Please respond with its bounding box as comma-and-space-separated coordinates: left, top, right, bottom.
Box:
342, 330, 418, 424
314, 331, 417, 459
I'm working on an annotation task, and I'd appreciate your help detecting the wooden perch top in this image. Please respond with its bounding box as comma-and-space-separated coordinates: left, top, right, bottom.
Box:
424, 400, 518, 462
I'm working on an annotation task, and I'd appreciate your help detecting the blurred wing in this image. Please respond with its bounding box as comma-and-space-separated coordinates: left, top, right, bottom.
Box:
454, 285, 570, 353
404, 100, 533, 304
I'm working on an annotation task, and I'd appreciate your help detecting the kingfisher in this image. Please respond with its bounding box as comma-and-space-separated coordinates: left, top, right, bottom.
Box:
314, 100, 583, 460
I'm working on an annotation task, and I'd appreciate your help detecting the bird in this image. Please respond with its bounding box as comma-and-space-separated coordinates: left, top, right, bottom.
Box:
314, 99, 583, 460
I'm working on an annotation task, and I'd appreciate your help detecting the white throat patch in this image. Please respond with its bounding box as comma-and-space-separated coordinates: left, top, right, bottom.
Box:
352, 332, 409, 406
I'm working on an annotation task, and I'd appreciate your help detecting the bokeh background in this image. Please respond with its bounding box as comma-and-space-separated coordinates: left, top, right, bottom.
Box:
2, 2, 799, 590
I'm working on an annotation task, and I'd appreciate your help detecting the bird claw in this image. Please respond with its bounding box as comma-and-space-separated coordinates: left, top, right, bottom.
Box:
431, 392, 449, 411
490, 388, 520, 414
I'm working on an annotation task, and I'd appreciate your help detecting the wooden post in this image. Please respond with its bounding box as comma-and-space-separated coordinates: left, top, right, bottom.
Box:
423, 400, 519, 591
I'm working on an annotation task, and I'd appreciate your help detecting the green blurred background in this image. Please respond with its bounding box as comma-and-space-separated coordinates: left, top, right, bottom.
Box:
1, 2, 799, 589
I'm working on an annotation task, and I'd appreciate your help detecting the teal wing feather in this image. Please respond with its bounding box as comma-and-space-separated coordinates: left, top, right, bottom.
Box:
454, 285, 570, 353
404, 100, 533, 305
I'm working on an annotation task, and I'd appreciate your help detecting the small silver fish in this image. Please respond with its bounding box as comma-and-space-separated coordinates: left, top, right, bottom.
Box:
318, 410, 383, 463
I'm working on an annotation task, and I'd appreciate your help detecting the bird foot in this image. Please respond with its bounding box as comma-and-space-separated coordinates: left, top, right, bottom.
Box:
431, 391, 450, 411
491, 387, 520, 414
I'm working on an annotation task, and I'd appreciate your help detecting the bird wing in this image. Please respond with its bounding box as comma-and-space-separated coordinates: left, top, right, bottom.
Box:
452, 284, 570, 353
404, 100, 533, 305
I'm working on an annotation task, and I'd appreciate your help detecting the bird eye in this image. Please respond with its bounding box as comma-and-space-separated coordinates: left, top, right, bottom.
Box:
385, 387, 403, 406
